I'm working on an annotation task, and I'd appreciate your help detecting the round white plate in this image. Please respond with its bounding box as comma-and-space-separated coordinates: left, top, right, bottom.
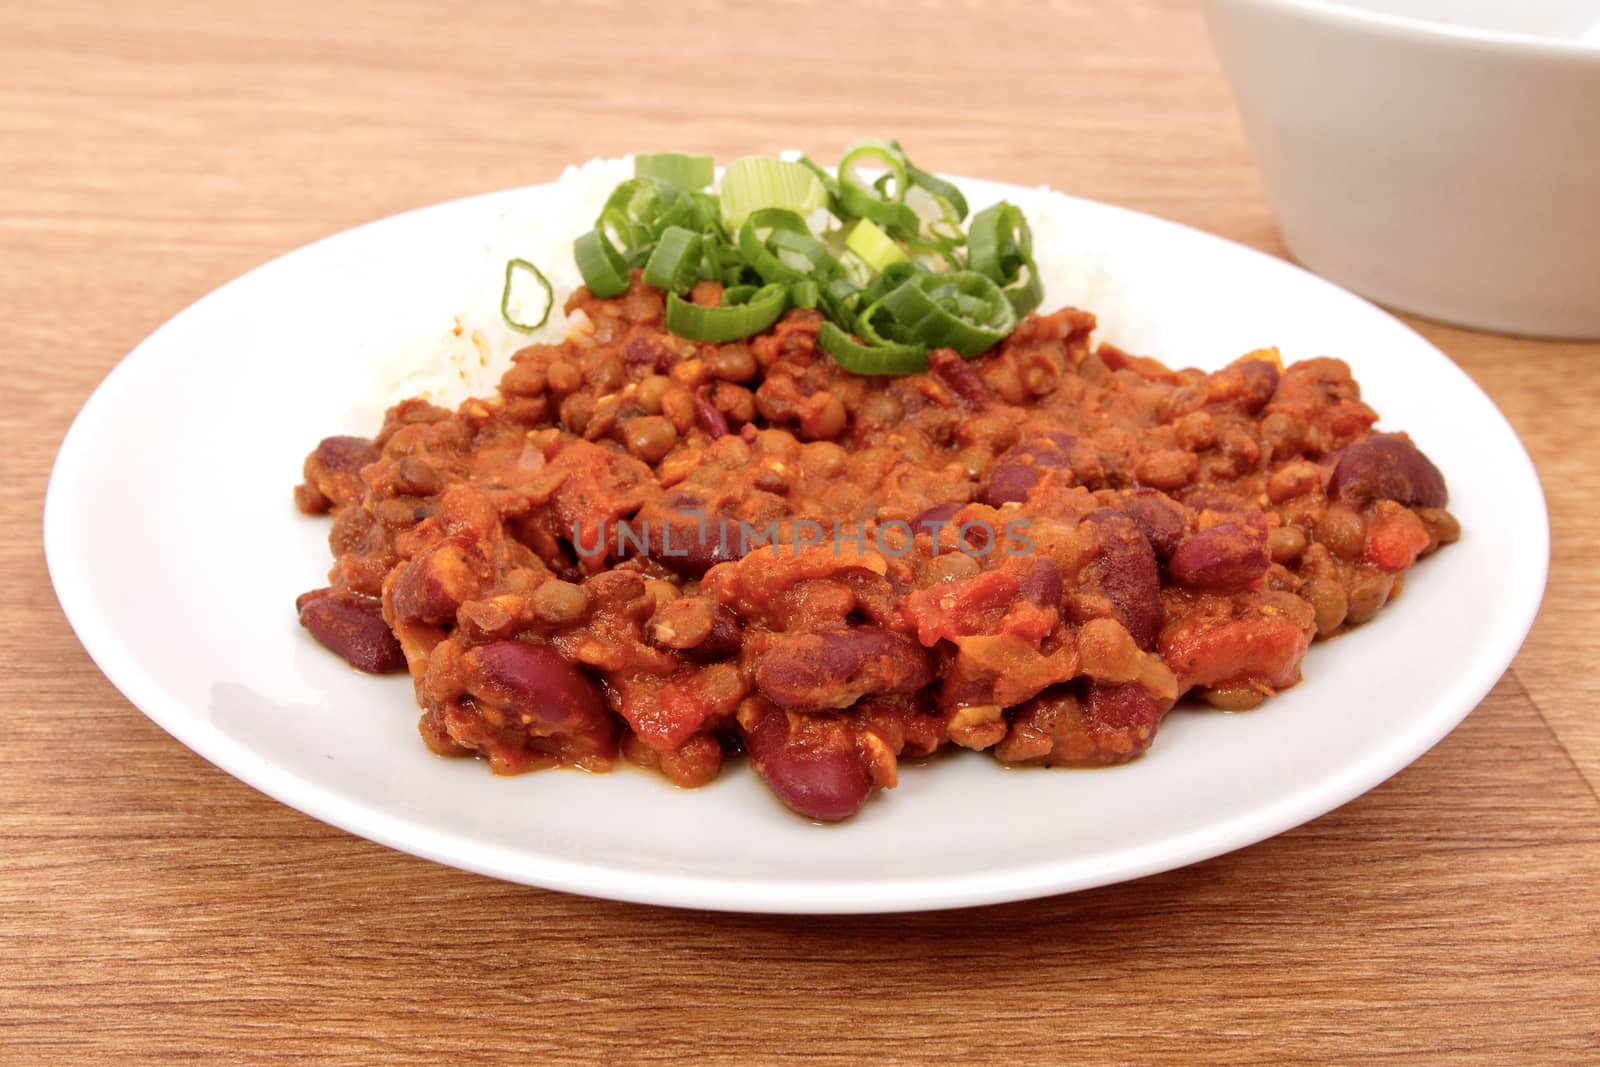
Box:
44, 175, 1548, 913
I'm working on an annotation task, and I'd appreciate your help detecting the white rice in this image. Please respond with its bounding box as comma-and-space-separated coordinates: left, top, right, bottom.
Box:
376, 156, 1124, 408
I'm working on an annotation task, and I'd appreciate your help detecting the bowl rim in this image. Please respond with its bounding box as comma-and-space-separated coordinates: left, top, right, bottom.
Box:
1210, 0, 1600, 60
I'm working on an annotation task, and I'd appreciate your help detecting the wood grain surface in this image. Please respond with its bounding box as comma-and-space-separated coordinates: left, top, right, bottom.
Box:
4, 0, 1597, 1062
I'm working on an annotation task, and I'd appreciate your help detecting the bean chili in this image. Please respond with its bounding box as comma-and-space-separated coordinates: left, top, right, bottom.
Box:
294, 273, 1458, 822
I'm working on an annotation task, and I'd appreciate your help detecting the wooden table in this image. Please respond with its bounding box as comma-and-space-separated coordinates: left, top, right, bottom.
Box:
5, 0, 1597, 1061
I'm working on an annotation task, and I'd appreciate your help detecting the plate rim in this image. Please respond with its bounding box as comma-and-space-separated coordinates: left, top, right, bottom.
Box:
43, 176, 1552, 913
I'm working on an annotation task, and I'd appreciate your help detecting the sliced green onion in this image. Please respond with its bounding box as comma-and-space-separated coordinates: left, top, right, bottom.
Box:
968, 201, 1044, 317
845, 219, 908, 273
893, 140, 970, 222
766, 227, 840, 277
635, 152, 715, 190
665, 283, 789, 343
788, 277, 821, 309
642, 226, 703, 295
560, 143, 1045, 375
737, 209, 813, 284
574, 228, 631, 298
720, 157, 827, 230
836, 140, 920, 236
794, 154, 842, 210
881, 270, 1016, 356
501, 258, 554, 333
817, 322, 928, 375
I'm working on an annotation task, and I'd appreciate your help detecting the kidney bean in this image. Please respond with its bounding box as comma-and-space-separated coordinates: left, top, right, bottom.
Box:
303, 435, 380, 508
694, 605, 743, 660
630, 499, 748, 579
912, 501, 964, 535
461, 640, 608, 732
297, 588, 406, 673
752, 627, 934, 711
1016, 559, 1062, 611
742, 704, 872, 822
620, 329, 674, 372
693, 387, 730, 439
1170, 522, 1271, 591
1080, 509, 1163, 649
927, 349, 991, 409
313, 435, 379, 473
1206, 358, 1279, 414
1118, 488, 1188, 559
1007, 681, 1165, 767
387, 537, 487, 625
980, 432, 1077, 506
1327, 435, 1447, 508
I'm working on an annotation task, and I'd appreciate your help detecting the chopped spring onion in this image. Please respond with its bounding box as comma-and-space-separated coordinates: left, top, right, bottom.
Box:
968, 201, 1044, 317
720, 157, 827, 230
845, 218, 908, 272
817, 321, 928, 375
500, 258, 554, 333
880, 270, 1017, 356
574, 227, 631, 298
836, 140, 920, 236
894, 139, 969, 222
642, 226, 703, 295
634, 152, 715, 191
518, 141, 1047, 374
665, 283, 789, 343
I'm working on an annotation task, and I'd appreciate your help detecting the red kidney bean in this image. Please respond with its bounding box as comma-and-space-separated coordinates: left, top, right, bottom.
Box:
313, 435, 379, 473
743, 704, 872, 822
461, 640, 608, 732
620, 330, 675, 372
752, 627, 934, 711
1080, 509, 1162, 649
629, 493, 750, 578
1117, 488, 1188, 560
980, 432, 1078, 506
297, 588, 406, 673
695, 605, 743, 660
1081, 681, 1165, 759
927, 349, 991, 409
387, 537, 486, 626
1018, 558, 1063, 610
303, 435, 381, 508
1206, 359, 1279, 414
1327, 435, 1448, 508
1169, 522, 1271, 591
693, 386, 729, 439
912, 501, 963, 535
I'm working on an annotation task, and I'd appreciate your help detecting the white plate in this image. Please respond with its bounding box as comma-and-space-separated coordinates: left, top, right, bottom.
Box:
44, 175, 1549, 913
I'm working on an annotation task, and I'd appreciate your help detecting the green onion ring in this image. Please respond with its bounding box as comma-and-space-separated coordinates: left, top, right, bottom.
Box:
500, 258, 554, 333
817, 322, 928, 375
665, 283, 789, 343
574, 227, 631, 298
968, 201, 1044, 317
880, 270, 1016, 356
642, 226, 703, 295
634, 152, 715, 191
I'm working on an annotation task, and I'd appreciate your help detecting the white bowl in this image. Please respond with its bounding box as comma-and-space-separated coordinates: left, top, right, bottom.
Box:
1205, 0, 1600, 338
